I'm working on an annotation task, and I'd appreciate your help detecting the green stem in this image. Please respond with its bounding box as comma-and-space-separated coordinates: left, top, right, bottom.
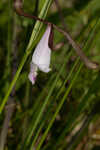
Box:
36, 64, 83, 150
0, 0, 53, 114
0, 53, 28, 114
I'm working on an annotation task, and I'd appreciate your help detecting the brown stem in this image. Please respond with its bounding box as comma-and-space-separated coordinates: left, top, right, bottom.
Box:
13, 0, 99, 70
0, 99, 15, 150
54, 0, 99, 69
0, 14, 19, 150
54, 24, 99, 69
14, 0, 49, 25
54, 0, 68, 30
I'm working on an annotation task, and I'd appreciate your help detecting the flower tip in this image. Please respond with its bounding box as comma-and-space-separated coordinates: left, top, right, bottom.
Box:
28, 73, 36, 85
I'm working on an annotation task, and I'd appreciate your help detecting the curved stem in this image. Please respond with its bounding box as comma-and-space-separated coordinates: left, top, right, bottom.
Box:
14, 0, 99, 70
0, 0, 53, 114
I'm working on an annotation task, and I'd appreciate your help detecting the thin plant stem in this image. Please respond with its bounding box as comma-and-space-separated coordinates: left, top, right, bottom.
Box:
0, 8, 18, 150
35, 63, 83, 150
26, 61, 66, 146
14, 0, 99, 70
0, 99, 15, 150
35, 18, 100, 150
0, 0, 53, 113
29, 50, 72, 149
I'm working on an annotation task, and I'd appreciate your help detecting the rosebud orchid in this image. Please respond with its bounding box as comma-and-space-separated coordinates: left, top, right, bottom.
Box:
28, 25, 52, 84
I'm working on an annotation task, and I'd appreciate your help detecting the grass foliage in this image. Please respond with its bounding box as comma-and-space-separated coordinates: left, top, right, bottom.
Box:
0, 0, 100, 150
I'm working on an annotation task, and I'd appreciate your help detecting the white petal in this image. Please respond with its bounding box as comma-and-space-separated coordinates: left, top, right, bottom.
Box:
32, 25, 51, 73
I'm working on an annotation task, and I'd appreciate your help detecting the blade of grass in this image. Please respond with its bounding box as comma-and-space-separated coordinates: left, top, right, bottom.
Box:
25, 57, 67, 146
37, 17, 100, 150
35, 63, 83, 150
0, 0, 53, 114
29, 50, 73, 149
51, 18, 100, 150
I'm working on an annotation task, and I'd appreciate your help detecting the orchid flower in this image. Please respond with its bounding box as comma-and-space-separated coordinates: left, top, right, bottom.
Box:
28, 25, 52, 84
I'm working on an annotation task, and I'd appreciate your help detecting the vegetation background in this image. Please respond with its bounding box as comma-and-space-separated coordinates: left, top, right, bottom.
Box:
0, 0, 100, 150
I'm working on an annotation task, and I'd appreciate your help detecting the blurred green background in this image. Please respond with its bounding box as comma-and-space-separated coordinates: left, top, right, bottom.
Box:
0, 0, 100, 150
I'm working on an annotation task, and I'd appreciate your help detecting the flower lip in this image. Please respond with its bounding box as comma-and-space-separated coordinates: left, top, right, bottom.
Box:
28, 63, 38, 84
28, 72, 36, 85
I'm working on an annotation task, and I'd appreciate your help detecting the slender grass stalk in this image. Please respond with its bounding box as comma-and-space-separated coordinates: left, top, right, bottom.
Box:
0, 0, 53, 114
36, 63, 83, 150
29, 51, 72, 150
50, 18, 100, 150
27, 75, 56, 129
26, 59, 67, 146
3, 0, 12, 91
62, 76, 100, 150
22, 80, 30, 141
0, 1, 13, 149
35, 18, 100, 150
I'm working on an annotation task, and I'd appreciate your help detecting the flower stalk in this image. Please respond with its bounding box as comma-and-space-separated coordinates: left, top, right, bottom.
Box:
14, 0, 99, 70
0, 0, 53, 114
